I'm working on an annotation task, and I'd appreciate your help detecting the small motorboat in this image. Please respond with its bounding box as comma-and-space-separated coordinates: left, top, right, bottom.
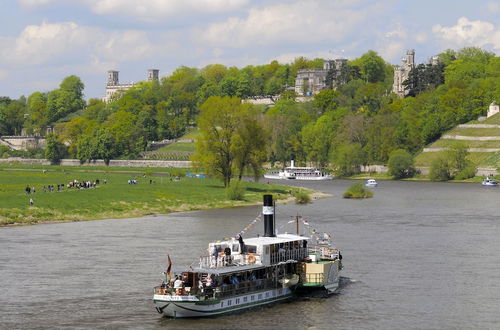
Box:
365, 179, 378, 187
482, 177, 498, 186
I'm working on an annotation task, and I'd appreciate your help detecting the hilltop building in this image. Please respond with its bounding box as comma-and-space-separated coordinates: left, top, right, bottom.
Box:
103, 69, 159, 102
392, 49, 415, 98
294, 59, 347, 95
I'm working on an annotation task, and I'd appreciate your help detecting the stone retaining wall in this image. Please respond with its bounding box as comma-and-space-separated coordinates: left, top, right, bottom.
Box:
0, 158, 191, 168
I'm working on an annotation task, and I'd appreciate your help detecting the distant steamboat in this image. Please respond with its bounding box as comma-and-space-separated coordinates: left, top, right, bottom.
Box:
153, 195, 343, 318
264, 160, 333, 181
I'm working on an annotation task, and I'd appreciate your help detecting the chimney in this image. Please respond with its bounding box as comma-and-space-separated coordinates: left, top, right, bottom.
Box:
263, 194, 276, 237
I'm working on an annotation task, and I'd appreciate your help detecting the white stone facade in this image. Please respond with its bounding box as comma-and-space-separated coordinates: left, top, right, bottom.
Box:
294, 59, 347, 95
103, 69, 159, 102
392, 49, 415, 97
487, 102, 499, 118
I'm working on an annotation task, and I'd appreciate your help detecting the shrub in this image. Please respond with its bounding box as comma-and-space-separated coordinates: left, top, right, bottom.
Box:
454, 165, 477, 180
293, 190, 311, 204
429, 156, 452, 181
343, 182, 373, 199
225, 180, 246, 200
387, 149, 415, 179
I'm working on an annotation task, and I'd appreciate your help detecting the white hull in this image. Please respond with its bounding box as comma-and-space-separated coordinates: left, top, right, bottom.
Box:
264, 174, 333, 181
154, 287, 293, 318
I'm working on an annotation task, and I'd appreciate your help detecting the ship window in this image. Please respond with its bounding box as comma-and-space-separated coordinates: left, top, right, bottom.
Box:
221, 302, 224, 307
236, 298, 240, 304
251, 295, 255, 301
258, 294, 262, 299
243, 297, 247, 302
228, 300, 232, 306
279, 289, 282, 295
265, 245, 269, 254
232, 244, 239, 252
266, 292, 270, 298
247, 245, 257, 254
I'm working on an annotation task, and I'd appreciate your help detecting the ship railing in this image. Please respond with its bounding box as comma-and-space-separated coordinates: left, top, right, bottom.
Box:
198, 253, 262, 269
270, 248, 306, 264
214, 278, 277, 298
301, 273, 324, 284
308, 245, 339, 260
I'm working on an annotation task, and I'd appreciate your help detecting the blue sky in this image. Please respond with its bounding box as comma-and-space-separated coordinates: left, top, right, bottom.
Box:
1, 0, 499, 100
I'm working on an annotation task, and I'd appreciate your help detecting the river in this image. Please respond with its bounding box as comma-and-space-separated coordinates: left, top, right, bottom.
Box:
1, 180, 500, 329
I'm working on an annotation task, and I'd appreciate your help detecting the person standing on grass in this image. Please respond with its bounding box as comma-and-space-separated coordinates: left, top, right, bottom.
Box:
29, 198, 34, 206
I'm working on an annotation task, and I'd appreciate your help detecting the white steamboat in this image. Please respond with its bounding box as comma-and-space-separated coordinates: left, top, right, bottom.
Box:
153, 195, 343, 318
264, 160, 333, 181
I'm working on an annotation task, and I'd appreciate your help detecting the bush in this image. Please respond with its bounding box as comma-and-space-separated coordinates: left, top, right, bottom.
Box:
225, 180, 246, 200
454, 165, 477, 180
429, 156, 452, 181
293, 190, 311, 204
387, 149, 415, 179
343, 182, 373, 199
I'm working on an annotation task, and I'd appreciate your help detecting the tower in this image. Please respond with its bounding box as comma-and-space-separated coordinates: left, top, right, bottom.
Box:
107, 70, 119, 86
148, 69, 159, 82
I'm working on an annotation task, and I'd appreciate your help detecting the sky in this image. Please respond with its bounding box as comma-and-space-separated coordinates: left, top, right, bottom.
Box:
1, 0, 499, 100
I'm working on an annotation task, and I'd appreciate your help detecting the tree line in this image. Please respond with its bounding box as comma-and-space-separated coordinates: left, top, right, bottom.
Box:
1, 47, 499, 183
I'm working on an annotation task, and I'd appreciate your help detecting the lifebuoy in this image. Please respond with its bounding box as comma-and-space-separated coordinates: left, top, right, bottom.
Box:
247, 253, 256, 264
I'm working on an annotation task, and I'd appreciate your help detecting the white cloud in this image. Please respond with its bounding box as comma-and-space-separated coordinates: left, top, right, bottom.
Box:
17, 0, 57, 7
433, 17, 500, 52
3, 21, 95, 65
18, 0, 249, 21
485, 2, 500, 14
0, 21, 171, 66
198, 1, 374, 48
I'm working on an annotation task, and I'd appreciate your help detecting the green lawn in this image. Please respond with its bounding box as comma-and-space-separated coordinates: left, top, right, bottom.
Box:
446, 127, 500, 136
429, 139, 500, 148
0, 165, 299, 226
156, 142, 196, 153
468, 113, 500, 124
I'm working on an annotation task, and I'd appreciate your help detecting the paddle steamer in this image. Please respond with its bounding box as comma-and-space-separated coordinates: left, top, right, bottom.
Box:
153, 195, 343, 318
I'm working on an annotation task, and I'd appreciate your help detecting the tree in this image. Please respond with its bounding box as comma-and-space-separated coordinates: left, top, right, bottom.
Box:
332, 143, 364, 177
46, 75, 85, 123
25, 92, 48, 136
45, 133, 67, 164
192, 96, 242, 187
1, 100, 26, 135
387, 149, 415, 179
232, 105, 269, 181
429, 155, 452, 181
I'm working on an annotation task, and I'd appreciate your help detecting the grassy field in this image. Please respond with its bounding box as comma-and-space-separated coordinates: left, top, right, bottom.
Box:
156, 142, 196, 153
446, 127, 500, 136
428, 139, 500, 148
0, 165, 302, 226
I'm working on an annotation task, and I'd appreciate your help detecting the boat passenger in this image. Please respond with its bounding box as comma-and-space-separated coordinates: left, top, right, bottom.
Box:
174, 276, 183, 295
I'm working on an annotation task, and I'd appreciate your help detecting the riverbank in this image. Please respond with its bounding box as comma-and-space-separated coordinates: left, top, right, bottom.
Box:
0, 165, 314, 226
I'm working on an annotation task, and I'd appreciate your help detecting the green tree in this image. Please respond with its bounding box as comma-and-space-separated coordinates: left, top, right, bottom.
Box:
332, 143, 363, 177
429, 155, 452, 181
387, 149, 415, 179
192, 96, 242, 187
232, 105, 269, 180
45, 133, 67, 164
1, 99, 26, 135
25, 92, 48, 136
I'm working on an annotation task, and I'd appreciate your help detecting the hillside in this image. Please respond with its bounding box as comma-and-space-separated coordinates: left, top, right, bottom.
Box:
415, 113, 500, 168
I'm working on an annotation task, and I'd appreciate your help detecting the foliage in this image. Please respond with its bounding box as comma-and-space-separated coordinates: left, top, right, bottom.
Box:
387, 149, 415, 179
429, 155, 453, 181
293, 190, 311, 204
332, 143, 364, 177
343, 182, 373, 199
45, 133, 67, 164
225, 180, 246, 200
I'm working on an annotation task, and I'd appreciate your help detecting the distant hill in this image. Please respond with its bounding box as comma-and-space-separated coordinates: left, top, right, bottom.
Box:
415, 113, 500, 169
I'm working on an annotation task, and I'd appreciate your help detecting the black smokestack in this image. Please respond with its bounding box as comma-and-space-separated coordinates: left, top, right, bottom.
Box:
263, 194, 275, 237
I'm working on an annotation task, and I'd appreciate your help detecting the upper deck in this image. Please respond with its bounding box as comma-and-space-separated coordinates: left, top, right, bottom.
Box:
197, 233, 309, 274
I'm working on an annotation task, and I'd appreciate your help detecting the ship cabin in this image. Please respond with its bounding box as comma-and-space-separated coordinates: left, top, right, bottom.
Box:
163, 234, 309, 300
200, 233, 308, 269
